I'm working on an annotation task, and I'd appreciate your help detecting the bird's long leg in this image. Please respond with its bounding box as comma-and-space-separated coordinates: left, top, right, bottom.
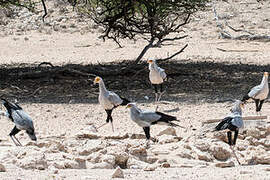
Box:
9, 126, 21, 146
230, 146, 241, 165
97, 109, 113, 131
258, 100, 264, 115
143, 127, 151, 148
143, 127, 150, 140
153, 84, 159, 102
227, 131, 232, 145
230, 130, 241, 165
13, 136, 22, 146
10, 136, 20, 146
96, 122, 108, 130
110, 117, 115, 133
233, 130, 239, 145
157, 84, 165, 102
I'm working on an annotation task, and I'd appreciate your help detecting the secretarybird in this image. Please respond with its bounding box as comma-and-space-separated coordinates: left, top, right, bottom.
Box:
0, 98, 37, 146
94, 76, 130, 132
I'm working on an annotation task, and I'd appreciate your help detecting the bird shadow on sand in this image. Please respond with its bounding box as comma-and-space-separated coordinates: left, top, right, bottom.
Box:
0, 60, 269, 104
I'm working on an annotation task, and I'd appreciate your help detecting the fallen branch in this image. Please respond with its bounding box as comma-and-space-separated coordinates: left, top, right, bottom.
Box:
216, 48, 259, 52
157, 44, 188, 62
41, 0, 47, 22
202, 115, 268, 126
38, 62, 54, 68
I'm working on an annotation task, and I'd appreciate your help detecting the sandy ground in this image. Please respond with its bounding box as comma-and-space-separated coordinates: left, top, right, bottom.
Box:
1, 0, 270, 179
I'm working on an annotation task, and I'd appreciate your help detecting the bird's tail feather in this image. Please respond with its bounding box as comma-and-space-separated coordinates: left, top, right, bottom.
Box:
169, 122, 180, 127
120, 97, 130, 106
241, 94, 250, 103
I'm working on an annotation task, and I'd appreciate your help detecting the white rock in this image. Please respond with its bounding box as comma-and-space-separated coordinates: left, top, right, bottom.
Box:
158, 135, 180, 144
157, 127, 176, 136
63, 159, 86, 169
143, 164, 157, 171
215, 161, 235, 168
78, 140, 104, 156
100, 155, 116, 166
194, 140, 210, 152
75, 130, 100, 139
129, 146, 147, 156
17, 152, 48, 170
87, 152, 103, 163
126, 158, 149, 169
112, 166, 124, 178
210, 143, 231, 161
0, 164, 6, 172
197, 151, 213, 162
129, 133, 146, 139
103, 133, 129, 140
88, 162, 114, 169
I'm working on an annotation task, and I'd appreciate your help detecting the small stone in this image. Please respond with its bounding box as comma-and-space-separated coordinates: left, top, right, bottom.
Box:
112, 166, 124, 178
143, 164, 157, 171
215, 161, 235, 168
89, 162, 113, 169
157, 127, 176, 136
162, 163, 170, 168
265, 168, 270, 171
0, 164, 6, 172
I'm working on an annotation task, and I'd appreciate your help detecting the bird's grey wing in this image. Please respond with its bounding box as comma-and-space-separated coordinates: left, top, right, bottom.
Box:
11, 110, 34, 130
107, 91, 123, 106
158, 67, 167, 79
138, 111, 161, 123
248, 85, 262, 97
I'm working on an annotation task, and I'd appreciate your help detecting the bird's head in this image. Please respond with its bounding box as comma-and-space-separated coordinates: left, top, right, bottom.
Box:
1, 98, 6, 104
264, 72, 269, 77
93, 76, 101, 84
147, 59, 155, 64
126, 103, 136, 109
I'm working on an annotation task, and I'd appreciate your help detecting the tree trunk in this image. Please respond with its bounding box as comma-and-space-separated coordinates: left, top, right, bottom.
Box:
134, 39, 154, 64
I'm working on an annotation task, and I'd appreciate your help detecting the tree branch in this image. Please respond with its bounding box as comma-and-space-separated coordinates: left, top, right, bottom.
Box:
157, 44, 188, 62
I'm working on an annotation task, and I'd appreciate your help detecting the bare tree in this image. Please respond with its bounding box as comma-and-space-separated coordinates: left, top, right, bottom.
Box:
79, 0, 209, 63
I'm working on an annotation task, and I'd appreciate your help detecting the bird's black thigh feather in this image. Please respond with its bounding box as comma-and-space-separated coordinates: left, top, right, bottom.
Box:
143, 127, 150, 140
233, 130, 239, 145
105, 109, 113, 123
241, 94, 250, 102
153, 84, 158, 93
255, 99, 260, 112
258, 100, 265, 112
9, 126, 21, 136
227, 131, 232, 145
160, 84, 163, 93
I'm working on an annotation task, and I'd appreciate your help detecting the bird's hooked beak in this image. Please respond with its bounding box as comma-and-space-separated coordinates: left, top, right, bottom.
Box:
240, 103, 245, 109
147, 60, 154, 64
126, 104, 132, 109
93, 77, 101, 84
264, 72, 269, 77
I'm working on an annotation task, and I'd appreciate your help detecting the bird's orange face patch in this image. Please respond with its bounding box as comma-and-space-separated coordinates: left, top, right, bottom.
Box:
240, 103, 244, 109
147, 60, 154, 63
94, 77, 101, 83
126, 104, 132, 108
264, 72, 269, 76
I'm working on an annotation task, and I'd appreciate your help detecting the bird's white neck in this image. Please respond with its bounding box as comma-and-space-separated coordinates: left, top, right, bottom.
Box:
149, 63, 158, 71
99, 79, 108, 93
130, 106, 141, 114
261, 75, 268, 86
